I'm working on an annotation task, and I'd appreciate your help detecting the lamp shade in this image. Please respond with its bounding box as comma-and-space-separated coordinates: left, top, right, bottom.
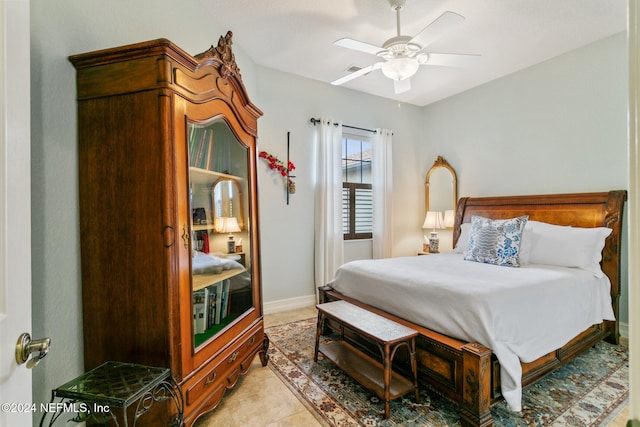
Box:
422, 211, 444, 230
218, 217, 241, 233
443, 210, 455, 228
381, 57, 419, 81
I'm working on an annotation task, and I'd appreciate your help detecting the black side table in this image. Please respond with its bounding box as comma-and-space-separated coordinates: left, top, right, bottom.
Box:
39, 361, 184, 426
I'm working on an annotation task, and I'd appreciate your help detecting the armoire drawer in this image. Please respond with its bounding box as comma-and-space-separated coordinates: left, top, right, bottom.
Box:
185, 324, 264, 407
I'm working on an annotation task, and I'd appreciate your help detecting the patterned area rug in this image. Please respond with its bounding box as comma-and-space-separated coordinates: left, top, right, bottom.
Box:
266, 318, 628, 427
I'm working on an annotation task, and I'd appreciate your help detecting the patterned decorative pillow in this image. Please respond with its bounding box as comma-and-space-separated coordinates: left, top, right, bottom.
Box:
464, 215, 529, 267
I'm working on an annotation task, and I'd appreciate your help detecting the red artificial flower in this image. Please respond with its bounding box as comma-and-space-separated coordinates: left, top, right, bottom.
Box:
258, 150, 296, 177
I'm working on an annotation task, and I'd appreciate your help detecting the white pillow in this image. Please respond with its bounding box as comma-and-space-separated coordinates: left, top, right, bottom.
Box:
518, 222, 534, 265
452, 222, 471, 254
526, 221, 612, 277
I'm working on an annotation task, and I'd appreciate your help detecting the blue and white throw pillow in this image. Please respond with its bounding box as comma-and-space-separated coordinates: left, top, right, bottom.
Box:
464, 215, 529, 267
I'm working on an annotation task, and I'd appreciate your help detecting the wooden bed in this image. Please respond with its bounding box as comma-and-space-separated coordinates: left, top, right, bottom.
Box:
319, 190, 626, 427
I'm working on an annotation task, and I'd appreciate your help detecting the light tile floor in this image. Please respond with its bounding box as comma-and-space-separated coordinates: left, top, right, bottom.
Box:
194, 306, 322, 427
194, 305, 630, 427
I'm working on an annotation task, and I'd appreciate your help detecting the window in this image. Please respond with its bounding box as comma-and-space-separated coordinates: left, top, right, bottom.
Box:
342, 134, 372, 239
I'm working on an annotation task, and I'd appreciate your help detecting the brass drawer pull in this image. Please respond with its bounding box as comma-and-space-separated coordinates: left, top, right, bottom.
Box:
205, 371, 217, 385
228, 351, 239, 363
247, 336, 256, 346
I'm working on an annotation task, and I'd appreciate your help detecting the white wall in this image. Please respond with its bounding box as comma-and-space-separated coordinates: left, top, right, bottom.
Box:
422, 32, 627, 199
627, 1, 639, 420
420, 32, 629, 322
254, 66, 424, 302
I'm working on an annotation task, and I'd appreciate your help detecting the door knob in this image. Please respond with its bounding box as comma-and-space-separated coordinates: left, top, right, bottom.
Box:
15, 333, 51, 369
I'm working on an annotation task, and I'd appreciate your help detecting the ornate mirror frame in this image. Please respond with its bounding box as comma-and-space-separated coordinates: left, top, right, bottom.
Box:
425, 155, 457, 219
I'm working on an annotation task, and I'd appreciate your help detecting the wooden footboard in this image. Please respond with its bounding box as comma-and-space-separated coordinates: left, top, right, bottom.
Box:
320, 190, 626, 427
320, 286, 609, 427
319, 286, 494, 426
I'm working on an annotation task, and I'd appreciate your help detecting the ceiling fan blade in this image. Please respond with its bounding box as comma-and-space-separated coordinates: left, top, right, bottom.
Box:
334, 38, 385, 56
410, 11, 465, 49
423, 52, 480, 67
331, 63, 382, 86
393, 78, 411, 94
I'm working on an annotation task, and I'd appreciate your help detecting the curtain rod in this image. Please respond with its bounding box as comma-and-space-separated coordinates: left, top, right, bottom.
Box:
309, 117, 377, 134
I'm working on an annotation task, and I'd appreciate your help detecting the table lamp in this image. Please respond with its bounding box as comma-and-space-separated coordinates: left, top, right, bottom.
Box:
422, 211, 444, 253
219, 217, 241, 253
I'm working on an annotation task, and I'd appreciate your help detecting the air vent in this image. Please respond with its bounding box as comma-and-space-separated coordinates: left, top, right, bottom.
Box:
345, 65, 363, 73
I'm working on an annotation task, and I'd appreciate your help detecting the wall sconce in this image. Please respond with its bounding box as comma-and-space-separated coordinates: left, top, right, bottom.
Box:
422, 211, 444, 253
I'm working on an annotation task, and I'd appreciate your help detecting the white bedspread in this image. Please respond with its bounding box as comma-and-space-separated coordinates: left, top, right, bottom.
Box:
328, 253, 615, 411
192, 251, 244, 274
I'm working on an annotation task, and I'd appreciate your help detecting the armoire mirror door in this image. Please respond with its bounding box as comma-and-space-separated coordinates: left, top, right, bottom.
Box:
187, 118, 253, 351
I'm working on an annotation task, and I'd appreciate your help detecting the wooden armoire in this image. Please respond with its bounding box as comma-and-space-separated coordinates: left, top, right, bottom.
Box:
69, 32, 267, 426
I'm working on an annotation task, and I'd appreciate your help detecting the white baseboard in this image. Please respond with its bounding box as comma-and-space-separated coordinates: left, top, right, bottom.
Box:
620, 321, 629, 340
263, 294, 316, 315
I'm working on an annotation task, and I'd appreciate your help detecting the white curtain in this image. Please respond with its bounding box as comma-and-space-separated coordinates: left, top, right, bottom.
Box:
372, 128, 393, 259
314, 118, 344, 289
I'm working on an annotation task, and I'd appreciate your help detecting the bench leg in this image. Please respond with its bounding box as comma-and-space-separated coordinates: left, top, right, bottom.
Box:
410, 338, 420, 404
383, 343, 391, 419
314, 312, 324, 362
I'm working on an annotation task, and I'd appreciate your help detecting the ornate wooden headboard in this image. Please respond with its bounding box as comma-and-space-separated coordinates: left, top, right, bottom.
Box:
452, 190, 627, 342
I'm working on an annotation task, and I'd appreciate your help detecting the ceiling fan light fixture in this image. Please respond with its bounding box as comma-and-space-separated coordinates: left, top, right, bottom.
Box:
332, 5, 470, 93
381, 57, 419, 81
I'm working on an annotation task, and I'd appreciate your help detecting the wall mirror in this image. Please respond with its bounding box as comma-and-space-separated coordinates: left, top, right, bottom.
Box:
425, 156, 457, 223
212, 177, 245, 231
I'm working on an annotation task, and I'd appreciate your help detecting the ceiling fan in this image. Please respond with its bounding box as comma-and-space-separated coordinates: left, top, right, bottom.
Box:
331, 0, 476, 94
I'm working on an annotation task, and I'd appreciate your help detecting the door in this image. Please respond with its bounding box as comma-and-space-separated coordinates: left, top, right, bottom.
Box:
0, 0, 33, 425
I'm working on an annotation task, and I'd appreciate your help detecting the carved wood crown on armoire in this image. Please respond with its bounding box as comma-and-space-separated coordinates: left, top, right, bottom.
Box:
69, 32, 268, 426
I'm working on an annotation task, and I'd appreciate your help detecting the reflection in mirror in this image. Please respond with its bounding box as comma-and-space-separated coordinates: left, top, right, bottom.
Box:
425, 156, 457, 224
424, 156, 457, 253
212, 178, 245, 231
429, 169, 452, 212
187, 118, 253, 350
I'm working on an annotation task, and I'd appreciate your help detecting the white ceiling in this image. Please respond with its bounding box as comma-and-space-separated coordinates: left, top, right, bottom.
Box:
201, 0, 627, 107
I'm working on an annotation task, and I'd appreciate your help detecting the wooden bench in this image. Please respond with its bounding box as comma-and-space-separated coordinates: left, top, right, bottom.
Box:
314, 300, 420, 419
